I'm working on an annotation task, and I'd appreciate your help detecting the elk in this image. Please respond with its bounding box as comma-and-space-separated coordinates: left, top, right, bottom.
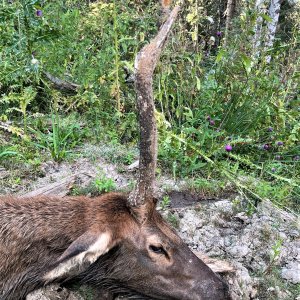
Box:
0, 4, 230, 300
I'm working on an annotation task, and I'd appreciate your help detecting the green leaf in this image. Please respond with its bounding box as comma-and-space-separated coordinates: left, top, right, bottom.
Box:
216, 49, 226, 63
0, 151, 18, 158
261, 14, 273, 23
241, 54, 252, 74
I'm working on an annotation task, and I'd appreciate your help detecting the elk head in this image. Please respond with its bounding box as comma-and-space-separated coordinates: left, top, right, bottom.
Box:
57, 194, 230, 300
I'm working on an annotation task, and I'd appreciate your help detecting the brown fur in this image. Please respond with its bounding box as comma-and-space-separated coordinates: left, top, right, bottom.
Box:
0, 193, 230, 300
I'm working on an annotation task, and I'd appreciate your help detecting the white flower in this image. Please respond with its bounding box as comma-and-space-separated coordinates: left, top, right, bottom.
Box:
208, 36, 216, 45
31, 58, 39, 65
206, 16, 214, 24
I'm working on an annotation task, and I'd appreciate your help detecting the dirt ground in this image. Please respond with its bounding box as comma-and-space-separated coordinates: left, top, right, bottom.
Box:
1, 144, 299, 300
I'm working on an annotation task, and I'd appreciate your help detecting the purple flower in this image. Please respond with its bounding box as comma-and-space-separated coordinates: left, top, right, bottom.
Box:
271, 167, 276, 172
36, 10, 42, 17
293, 155, 300, 161
268, 127, 273, 132
275, 155, 281, 160
216, 31, 222, 37
277, 141, 283, 146
206, 115, 211, 121
225, 144, 232, 152
209, 120, 215, 126
263, 144, 270, 150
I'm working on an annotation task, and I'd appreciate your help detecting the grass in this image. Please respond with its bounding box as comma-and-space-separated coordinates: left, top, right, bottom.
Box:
256, 268, 300, 300
166, 212, 180, 229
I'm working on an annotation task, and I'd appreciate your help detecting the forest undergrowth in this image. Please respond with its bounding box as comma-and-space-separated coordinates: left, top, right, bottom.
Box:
0, 0, 299, 214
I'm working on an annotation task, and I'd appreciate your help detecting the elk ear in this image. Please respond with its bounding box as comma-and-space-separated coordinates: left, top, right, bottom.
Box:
44, 230, 115, 282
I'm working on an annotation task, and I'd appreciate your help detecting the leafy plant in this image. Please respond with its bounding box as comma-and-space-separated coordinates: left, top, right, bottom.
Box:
30, 113, 83, 162
0, 147, 21, 160
93, 175, 116, 194
166, 212, 179, 228
1, 87, 37, 134
160, 195, 171, 210
263, 238, 283, 275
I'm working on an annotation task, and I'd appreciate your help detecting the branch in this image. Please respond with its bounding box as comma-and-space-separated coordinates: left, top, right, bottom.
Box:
129, 6, 180, 207
43, 71, 80, 94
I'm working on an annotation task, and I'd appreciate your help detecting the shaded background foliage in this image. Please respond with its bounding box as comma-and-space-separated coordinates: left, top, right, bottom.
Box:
0, 0, 299, 212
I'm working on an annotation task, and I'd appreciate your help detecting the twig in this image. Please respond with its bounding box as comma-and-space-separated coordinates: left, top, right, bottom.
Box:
43, 71, 80, 93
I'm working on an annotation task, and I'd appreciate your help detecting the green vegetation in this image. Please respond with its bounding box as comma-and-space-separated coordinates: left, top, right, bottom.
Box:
166, 212, 180, 228
160, 195, 171, 210
94, 175, 116, 193
71, 174, 116, 196
256, 267, 300, 300
0, 0, 299, 213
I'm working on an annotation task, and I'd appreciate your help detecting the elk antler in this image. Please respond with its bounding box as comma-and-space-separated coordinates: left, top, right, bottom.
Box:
129, 6, 180, 208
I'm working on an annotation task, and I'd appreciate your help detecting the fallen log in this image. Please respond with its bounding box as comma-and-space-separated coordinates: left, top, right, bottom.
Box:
22, 172, 93, 198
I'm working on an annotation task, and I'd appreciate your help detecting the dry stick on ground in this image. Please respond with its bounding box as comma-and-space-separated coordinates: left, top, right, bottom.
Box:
129, 6, 180, 208
22, 172, 94, 198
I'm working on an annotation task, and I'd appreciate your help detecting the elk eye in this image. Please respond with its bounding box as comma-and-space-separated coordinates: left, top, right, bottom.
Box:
149, 245, 166, 255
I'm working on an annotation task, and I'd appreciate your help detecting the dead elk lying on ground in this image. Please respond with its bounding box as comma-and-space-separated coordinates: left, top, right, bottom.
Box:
0, 5, 230, 300
0, 193, 230, 300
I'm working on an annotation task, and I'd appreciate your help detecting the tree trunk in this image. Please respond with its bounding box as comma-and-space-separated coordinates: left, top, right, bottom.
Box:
224, 0, 236, 46
252, 0, 266, 59
265, 0, 281, 63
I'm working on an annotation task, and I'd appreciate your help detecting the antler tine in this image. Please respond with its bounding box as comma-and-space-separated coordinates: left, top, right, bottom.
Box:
129, 6, 180, 208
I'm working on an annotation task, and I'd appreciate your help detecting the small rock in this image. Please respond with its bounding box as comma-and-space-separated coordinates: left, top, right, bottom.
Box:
234, 212, 249, 223
281, 262, 300, 284
225, 262, 254, 300
0, 167, 9, 179
278, 232, 287, 240
127, 160, 139, 171
228, 245, 250, 258
289, 230, 300, 238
